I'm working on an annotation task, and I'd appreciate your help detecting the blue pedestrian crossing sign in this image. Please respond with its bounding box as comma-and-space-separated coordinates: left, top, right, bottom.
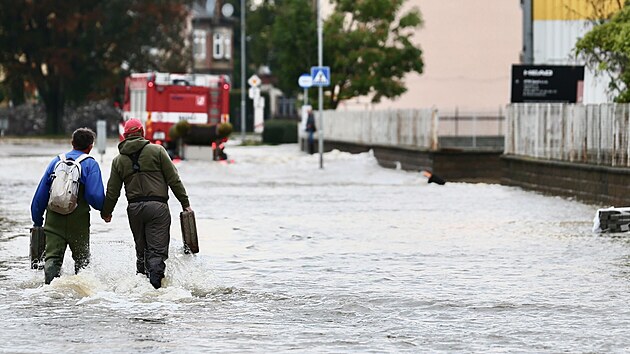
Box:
310, 66, 330, 87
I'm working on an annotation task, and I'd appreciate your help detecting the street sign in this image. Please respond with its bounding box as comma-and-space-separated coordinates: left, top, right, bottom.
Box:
511, 65, 584, 103
298, 74, 313, 88
248, 74, 262, 87
248, 87, 260, 99
310, 66, 330, 87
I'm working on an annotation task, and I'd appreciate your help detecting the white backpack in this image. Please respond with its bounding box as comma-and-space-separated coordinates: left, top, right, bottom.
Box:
48, 153, 92, 215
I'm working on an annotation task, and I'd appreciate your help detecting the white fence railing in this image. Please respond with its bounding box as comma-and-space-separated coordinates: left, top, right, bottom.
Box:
506, 103, 630, 167
322, 109, 439, 150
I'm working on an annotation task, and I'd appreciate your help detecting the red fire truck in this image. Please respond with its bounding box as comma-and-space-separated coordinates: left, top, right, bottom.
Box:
121, 72, 230, 148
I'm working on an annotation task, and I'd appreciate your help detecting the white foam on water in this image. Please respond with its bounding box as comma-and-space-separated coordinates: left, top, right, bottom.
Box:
15, 236, 223, 308
177, 145, 416, 188
49, 271, 106, 297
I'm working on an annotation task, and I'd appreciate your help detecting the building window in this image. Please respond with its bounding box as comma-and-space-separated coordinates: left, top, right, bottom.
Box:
213, 33, 224, 60
224, 36, 232, 59
193, 30, 206, 60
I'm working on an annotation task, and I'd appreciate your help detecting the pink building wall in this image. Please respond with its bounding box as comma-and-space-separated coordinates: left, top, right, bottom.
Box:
337, 0, 522, 114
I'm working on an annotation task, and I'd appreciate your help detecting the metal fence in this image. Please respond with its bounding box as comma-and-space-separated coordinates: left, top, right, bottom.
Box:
438, 114, 505, 150
275, 97, 299, 119
322, 109, 438, 150
438, 115, 504, 137
506, 103, 630, 167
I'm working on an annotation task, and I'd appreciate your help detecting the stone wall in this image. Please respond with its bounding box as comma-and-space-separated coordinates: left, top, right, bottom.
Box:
303, 138, 629, 206
314, 139, 503, 183
502, 155, 630, 206
0, 101, 122, 136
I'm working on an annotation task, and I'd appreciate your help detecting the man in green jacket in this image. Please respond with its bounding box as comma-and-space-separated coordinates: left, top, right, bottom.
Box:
101, 119, 192, 289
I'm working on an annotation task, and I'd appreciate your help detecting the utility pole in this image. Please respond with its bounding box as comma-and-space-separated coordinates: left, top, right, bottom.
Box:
522, 0, 533, 64
317, 0, 324, 169
240, 0, 247, 142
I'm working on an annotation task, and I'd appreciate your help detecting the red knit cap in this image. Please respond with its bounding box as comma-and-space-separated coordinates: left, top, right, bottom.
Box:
124, 119, 143, 137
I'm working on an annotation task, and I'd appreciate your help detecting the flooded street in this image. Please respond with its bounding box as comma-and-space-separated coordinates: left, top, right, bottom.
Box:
0, 140, 629, 353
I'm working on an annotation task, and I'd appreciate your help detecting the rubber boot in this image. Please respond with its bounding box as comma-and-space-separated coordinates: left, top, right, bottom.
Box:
149, 272, 162, 289
136, 257, 147, 275
44, 232, 66, 284
44, 258, 62, 284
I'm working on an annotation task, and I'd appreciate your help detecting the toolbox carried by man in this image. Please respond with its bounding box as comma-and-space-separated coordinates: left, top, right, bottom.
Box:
180, 210, 199, 254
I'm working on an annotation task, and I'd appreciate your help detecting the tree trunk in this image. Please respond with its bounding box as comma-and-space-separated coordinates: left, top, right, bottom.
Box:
8, 76, 25, 106
40, 77, 65, 135
330, 86, 340, 110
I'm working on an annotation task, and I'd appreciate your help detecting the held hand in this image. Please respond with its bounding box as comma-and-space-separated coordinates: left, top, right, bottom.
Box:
184, 206, 193, 213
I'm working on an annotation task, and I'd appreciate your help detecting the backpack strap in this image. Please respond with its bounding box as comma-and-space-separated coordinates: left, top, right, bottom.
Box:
51, 154, 66, 178
57, 153, 93, 179
48, 154, 67, 181
75, 153, 94, 176
126, 144, 147, 173
74, 153, 92, 165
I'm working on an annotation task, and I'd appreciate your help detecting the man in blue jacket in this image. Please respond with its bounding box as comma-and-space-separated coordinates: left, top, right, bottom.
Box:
31, 128, 105, 284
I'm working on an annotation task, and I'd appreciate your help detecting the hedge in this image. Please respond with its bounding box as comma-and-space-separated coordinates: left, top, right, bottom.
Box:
262, 119, 298, 145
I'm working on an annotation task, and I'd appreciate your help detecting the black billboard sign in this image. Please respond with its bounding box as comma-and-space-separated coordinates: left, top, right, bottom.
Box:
511, 65, 584, 103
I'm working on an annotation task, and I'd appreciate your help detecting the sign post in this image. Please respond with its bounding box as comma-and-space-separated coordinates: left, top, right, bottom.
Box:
241, 0, 247, 143
298, 74, 313, 106
311, 65, 330, 169
96, 120, 107, 163
248, 74, 265, 134
316, 0, 325, 169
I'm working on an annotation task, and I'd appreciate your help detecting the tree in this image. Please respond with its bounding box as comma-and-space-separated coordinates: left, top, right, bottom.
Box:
240, 0, 317, 96
575, 1, 629, 102
226, 0, 256, 91
0, 0, 192, 134
246, 0, 276, 72
269, 1, 317, 96
243, 0, 422, 108
324, 0, 423, 109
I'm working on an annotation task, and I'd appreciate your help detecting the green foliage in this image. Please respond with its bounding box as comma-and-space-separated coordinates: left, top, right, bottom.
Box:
169, 120, 191, 140
269, 2, 317, 96
247, 1, 277, 70
245, 0, 423, 109
228, 0, 253, 90
575, 3, 630, 102
262, 119, 298, 145
184, 124, 216, 146
245, 1, 316, 97
217, 122, 233, 138
325, 0, 424, 108
180, 122, 231, 146
228, 89, 270, 132
0, 0, 193, 134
